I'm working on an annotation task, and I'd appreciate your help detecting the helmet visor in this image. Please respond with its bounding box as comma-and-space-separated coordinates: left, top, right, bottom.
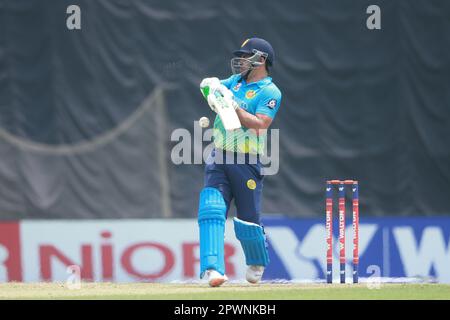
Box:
230, 57, 253, 75
230, 50, 268, 75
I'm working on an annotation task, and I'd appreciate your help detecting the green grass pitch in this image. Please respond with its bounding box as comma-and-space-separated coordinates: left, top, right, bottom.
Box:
0, 283, 449, 300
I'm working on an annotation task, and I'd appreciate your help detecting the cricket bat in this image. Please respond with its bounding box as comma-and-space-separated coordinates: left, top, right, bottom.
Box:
208, 89, 241, 131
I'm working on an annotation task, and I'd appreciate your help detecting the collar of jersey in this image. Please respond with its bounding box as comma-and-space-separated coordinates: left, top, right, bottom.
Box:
238, 75, 272, 88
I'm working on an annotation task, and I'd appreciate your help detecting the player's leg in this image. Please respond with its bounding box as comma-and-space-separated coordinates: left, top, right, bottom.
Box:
198, 149, 233, 287
226, 161, 269, 284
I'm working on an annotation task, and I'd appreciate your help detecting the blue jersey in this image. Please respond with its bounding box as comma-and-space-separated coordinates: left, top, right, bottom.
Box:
213, 74, 282, 154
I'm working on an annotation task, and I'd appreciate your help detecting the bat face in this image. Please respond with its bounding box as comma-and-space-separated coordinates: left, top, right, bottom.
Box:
214, 91, 231, 109
210, 92, 241, 131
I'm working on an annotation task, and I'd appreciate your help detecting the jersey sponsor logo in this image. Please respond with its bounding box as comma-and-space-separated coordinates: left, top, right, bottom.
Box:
245, 90, 256, 99
246, 179, 257, 190
233, 83, 242, 92
267, 99, 277, 109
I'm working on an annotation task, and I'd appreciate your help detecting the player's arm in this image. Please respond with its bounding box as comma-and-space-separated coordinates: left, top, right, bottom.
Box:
220, 75, 237, 89
235, 109, 272, 134
236, 88, 281, 134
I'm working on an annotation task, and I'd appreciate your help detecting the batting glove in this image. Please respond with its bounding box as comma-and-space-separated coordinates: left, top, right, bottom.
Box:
214, 84, 239, 110
200, 77, 220, 99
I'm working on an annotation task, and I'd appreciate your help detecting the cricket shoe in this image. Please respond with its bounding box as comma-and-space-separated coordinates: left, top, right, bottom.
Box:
205, 269, 228, 287
246, 265, 265, 284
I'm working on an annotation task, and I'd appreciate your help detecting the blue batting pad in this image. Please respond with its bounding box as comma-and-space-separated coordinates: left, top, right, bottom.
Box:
198, 187, 226, 278
233, 217, 270, 266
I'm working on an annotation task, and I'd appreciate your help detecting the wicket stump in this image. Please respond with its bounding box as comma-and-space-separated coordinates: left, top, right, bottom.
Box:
325, 179, 359, 284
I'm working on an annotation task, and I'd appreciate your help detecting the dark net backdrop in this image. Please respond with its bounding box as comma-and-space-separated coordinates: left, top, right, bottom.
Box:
0, 0, 449, 219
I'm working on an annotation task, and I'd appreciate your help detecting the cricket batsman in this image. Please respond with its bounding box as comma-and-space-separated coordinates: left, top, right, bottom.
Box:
197, 38, 282, 287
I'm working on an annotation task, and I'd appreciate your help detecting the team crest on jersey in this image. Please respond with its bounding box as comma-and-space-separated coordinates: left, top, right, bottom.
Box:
267, 99, 277, 109
245, 90, 256, 99
233, 83, 242, 92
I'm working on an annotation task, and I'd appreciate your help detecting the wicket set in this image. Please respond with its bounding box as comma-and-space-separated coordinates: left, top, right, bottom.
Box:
325, 179, 359, 284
